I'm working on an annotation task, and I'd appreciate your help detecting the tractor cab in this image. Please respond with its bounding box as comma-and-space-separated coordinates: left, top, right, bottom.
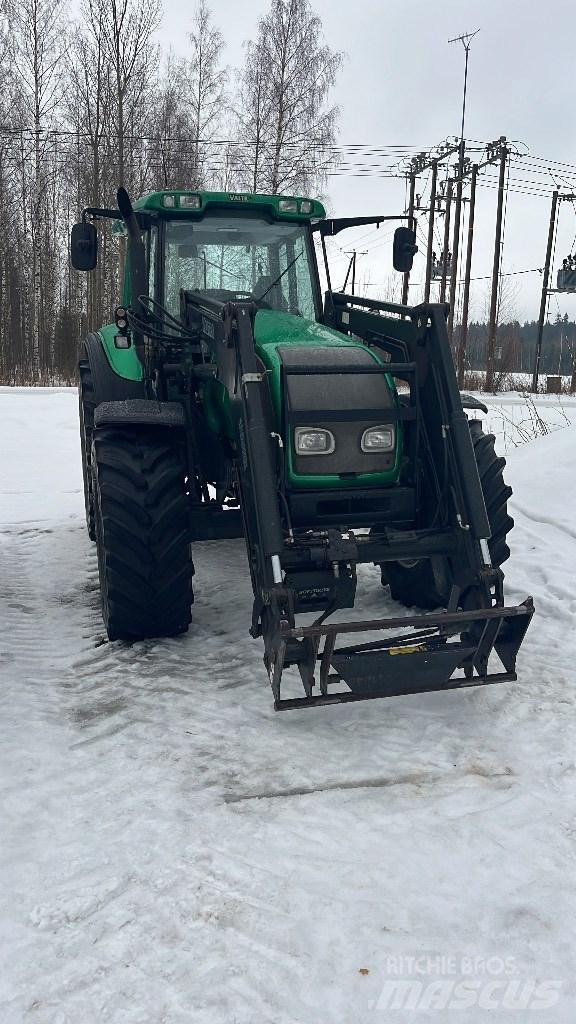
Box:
73, 188, 417, 332
72, 189, 418, 508
156, 206, 321, 321
117, 190, 326, 324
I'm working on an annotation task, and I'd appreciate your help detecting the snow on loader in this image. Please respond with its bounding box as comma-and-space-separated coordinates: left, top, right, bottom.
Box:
70, 187, 533, 710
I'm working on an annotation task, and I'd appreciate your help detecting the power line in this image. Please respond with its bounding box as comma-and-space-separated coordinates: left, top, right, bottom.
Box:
5, 120, 576, 180
4, 120, 576, 171
407, 266, 543, 287
0, 123, 436, 152
6, 121, 576, 204
5, 120, 576, 189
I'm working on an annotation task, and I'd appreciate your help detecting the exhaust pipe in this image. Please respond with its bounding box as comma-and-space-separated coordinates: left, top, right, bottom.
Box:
116, 187, 148, 371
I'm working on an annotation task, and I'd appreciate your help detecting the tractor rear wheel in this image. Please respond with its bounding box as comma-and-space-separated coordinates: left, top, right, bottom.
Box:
79, 358, 96, 540
383, 420, 514, 610
92, 426, 194, 640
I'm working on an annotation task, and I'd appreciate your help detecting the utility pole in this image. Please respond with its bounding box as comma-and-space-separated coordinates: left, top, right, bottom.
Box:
343, 250, 368, 295
424, 161, 438, 302
532, 190, 559, 392
405, 139, 460, 304
439, 180, 453, 304
447, 29, 479, 343
447, 142, 466, 342
342, 253, 354, 293
485, 142, 509, 391
403, 138, 465, 305
456, 162, 478, 386
402, 171, 417, 305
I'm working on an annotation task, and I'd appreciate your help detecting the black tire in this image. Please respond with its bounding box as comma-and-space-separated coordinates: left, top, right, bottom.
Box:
92, 426, 194, 640
79, 358, 96, 540
79, 336, 146, 539
384, 420, 514, 610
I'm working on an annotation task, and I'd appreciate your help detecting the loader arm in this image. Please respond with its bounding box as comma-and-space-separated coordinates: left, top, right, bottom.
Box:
180, 291, 285, 592
181, 288, 534, 710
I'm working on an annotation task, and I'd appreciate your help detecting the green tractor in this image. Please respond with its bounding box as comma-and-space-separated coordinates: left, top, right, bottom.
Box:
70, 187, 533, 709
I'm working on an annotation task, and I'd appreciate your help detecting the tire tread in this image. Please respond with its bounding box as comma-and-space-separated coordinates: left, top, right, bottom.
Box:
93, 426, 194, 640
385, 420, 513, 609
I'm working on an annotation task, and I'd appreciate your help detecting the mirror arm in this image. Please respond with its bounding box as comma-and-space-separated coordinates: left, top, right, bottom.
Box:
81, 207, 152, 229
314, 214, 415, 238
82, 206, 121, 223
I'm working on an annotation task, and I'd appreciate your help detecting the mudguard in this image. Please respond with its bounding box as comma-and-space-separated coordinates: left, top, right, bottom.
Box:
460, 393, 489, 414
81, 333, 145, 407
94, 399, 186, 429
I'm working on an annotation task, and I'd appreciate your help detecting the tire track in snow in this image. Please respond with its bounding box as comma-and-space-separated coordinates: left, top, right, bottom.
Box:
512, 499, 576, 543
3, 392, 576, 1023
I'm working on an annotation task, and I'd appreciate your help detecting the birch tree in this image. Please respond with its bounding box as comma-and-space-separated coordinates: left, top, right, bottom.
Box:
150, 53, 200, 190
99, 0, 161, 189
65, 3, 114, 329
236, 0, 342, 195
0, 0, 343, 384
0, 7, 23, 381
11, 0, 67, 375
186, 0, 227, 187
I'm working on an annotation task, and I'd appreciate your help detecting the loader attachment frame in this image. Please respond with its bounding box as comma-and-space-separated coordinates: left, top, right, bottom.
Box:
269, 599, 534, 711
178, 286, 533, 711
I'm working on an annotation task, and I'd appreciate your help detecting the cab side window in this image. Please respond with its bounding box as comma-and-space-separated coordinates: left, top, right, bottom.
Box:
148, 226, 157, 298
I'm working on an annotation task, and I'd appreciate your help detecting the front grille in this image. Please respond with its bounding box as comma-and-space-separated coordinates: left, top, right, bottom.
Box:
292, 417, 395, 475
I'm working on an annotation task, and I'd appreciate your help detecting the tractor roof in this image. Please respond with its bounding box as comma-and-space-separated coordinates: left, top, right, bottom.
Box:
132, 190, 326, 222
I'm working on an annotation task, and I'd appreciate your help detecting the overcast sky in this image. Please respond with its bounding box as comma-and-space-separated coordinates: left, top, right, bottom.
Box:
156, 0, 576, 321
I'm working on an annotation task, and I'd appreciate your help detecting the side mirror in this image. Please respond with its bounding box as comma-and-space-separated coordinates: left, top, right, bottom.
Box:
393, 226, 418, 273
70, 221, 97, 271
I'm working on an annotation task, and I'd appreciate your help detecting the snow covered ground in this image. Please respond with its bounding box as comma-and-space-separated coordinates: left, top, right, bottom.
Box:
1, 388, 576, 1022
469, 391, 576, 453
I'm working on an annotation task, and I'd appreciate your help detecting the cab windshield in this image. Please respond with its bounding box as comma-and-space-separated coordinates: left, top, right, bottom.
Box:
162, 215, 318, 320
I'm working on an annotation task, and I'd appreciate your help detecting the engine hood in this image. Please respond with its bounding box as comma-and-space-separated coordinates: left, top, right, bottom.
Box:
254, 309, 359, 350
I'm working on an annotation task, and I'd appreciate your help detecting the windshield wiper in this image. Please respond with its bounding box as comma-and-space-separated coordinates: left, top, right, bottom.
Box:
258, 252, 302, 302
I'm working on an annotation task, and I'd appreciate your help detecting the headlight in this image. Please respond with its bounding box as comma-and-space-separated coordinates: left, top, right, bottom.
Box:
179, 194, 201, 209
361, 425, 395, 452
294, 427, 335, 455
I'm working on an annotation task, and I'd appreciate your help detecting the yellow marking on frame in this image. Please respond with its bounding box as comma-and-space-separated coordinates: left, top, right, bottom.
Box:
388, 644, 427, 656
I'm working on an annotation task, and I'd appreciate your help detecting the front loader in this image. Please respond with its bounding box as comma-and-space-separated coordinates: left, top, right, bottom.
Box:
70, 187, 533, 709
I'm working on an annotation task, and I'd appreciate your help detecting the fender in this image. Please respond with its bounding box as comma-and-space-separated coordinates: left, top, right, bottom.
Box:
460, 393, 488, 414
81, 332, 145, 407
94, 399, 186, 429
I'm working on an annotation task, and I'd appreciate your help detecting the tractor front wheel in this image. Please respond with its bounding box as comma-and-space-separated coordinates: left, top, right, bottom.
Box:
79, 358, 96, 540
92, 426, 194, 640
383, 420, 514, 610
